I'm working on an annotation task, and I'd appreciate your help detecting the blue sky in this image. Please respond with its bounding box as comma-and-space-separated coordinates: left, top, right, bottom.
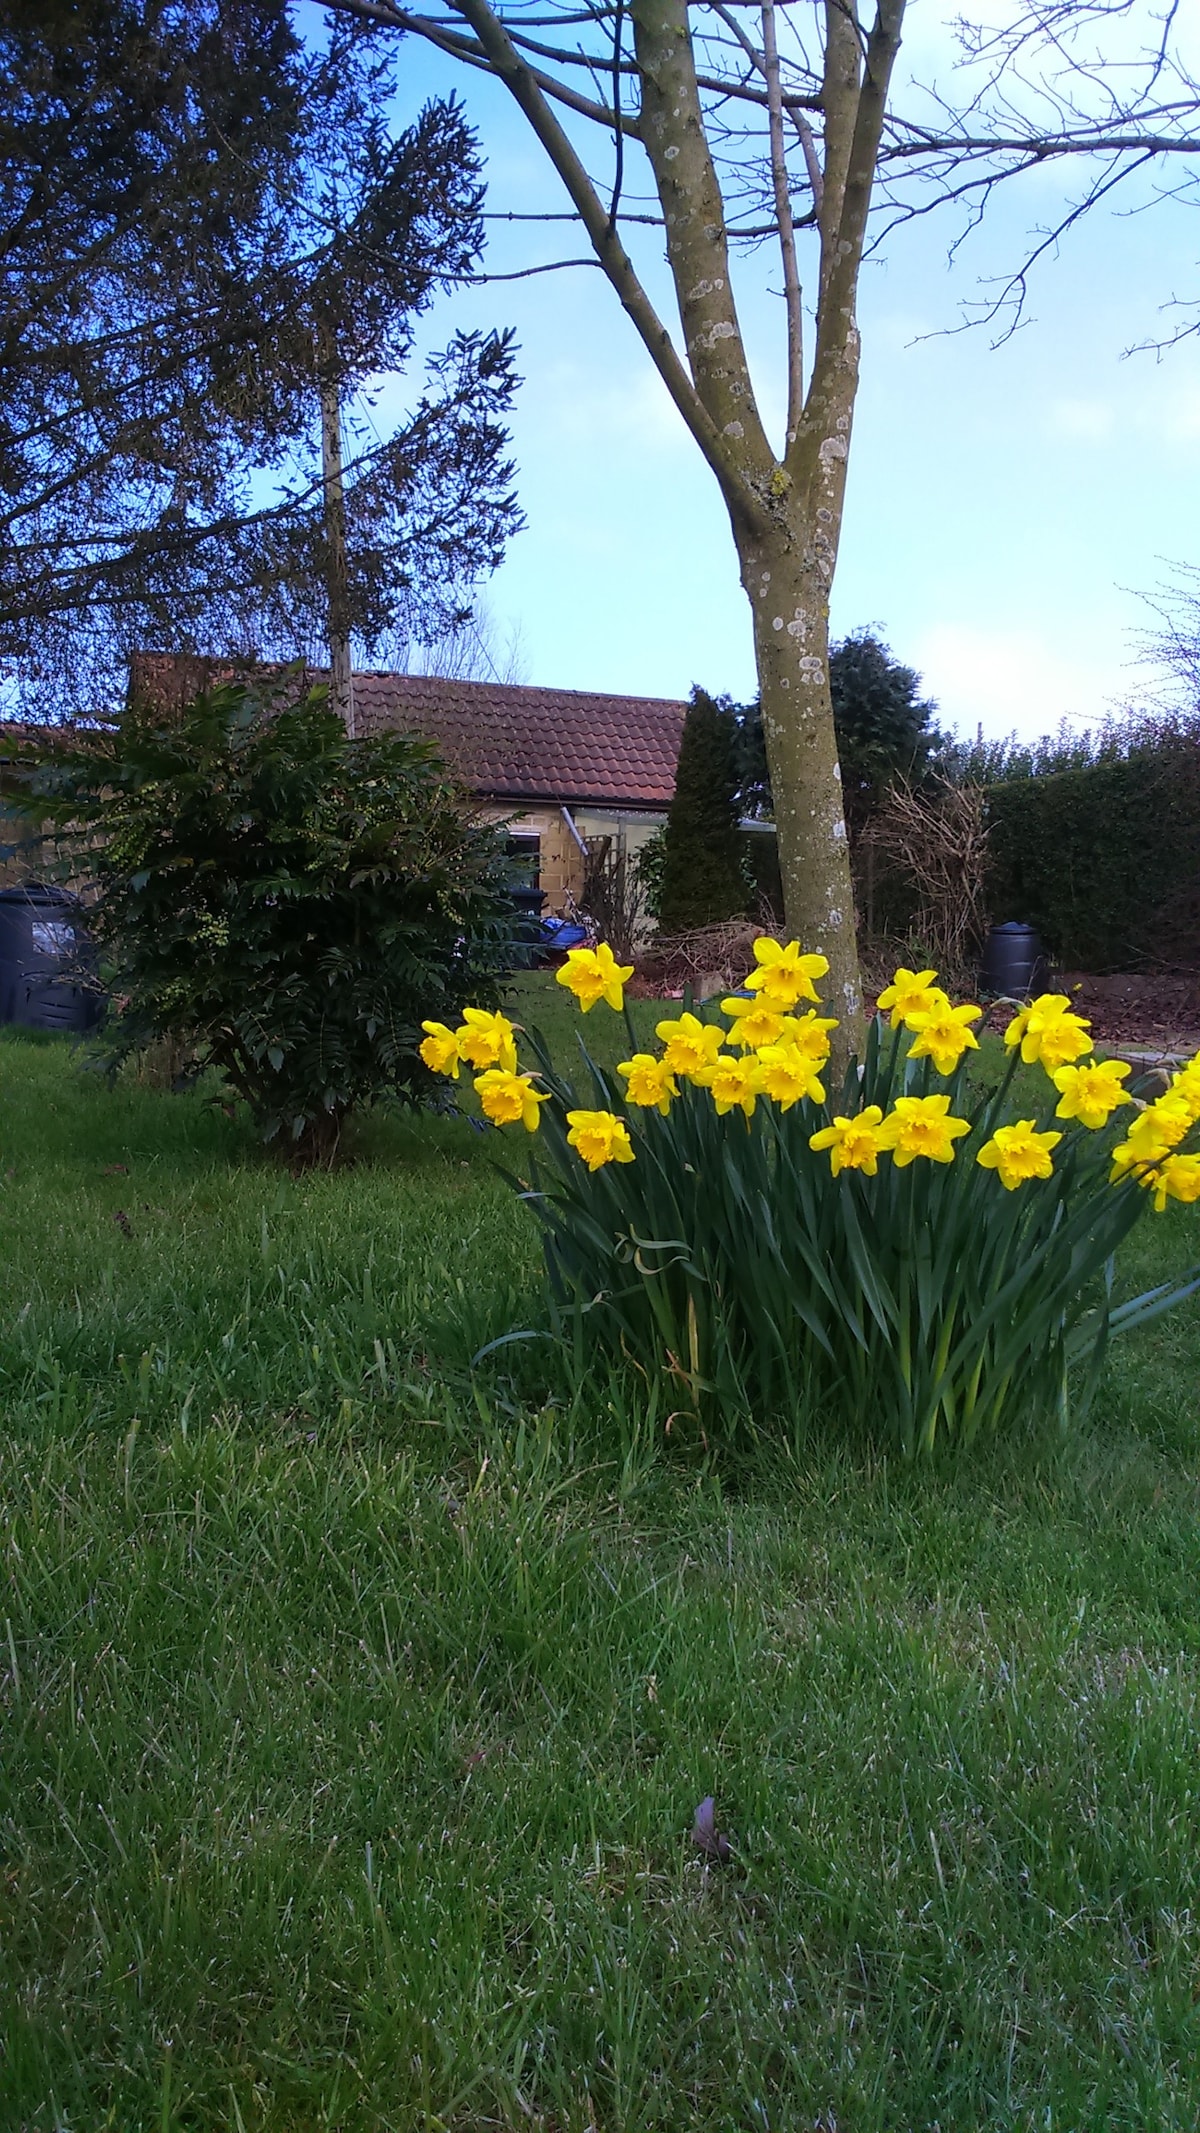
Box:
339, 6, 1200, 743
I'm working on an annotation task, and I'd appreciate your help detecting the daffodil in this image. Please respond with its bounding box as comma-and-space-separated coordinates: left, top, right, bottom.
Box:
474, 1068, 550, 1132
1036, 1018, 1096, 1072
977, 1120, 1061, 1190
618, 1053, 678, 1113
419, 1019, 461, 1078
756, 1044, 825, 1111
455, 1006, 519, 1072
1051, 1058, 1134, 1129
1003, 994, 1092, 1071
1166, 1053, 1200, 1123
566, 1108, 635, 1170
876, 967, 944, 1031
1149, 1153, 1200, 1212
742, 937, 829, 1009
555, 942, 634, 1012
1111, 1097, 1194, 1180
905, 999, 982, 1075
708, 1054, 765, 1117
775, 1011, 839, 1066
886, 1094, 971, 1167
720, 995, 786, 1050
809, 1105, 896, 1176
655, 1011, 726, 1085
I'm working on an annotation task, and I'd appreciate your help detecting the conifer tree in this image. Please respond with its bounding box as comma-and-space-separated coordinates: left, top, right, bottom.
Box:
0, 1, 521, 717
658, 688, 747, 934
735, 632, 942, 833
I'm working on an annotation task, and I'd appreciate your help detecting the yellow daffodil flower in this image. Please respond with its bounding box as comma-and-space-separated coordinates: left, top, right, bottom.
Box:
1149, 1153, 1200, 1212
905, 999, 983, 1075
456, 1006, 519, 1072
876, 967, 944, 1030
708, 1054, 765, 1117
566, 1108, 635, 1170
886, 1094, 971, 1167
720, 995, 786, 1050
1051, 1058, 1134, 1129
976, 1119, 1062, 1190
618, 1053, 678, 1113
1166, 1053, 1200, 1123
742, 937, 829, 1009
419, 1020, 461, 1078
809, 1105, 896, 1175
655, 1011, 726, 1085
1111, 1097, 1194, 1180
774, 1010, 839, 1066
474, 1069, 550, 1132
1036, 1018, 1096, 1072
555, 942, 634, 1012
756, 1044, 825, 1111
1003, 993, 1092, 1071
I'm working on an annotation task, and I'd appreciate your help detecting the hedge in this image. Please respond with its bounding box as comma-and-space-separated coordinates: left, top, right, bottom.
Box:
984, 734, 1200, 970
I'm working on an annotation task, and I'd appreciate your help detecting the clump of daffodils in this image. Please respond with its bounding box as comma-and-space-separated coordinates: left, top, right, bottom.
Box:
422, 941, 1200, 1457
421, 938, 1200, 1212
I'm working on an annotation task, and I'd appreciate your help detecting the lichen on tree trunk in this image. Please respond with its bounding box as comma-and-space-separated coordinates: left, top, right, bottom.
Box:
738, 522, 863, 1042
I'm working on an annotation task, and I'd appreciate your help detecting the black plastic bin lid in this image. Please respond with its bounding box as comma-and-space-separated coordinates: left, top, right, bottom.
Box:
0, 882, 78, 904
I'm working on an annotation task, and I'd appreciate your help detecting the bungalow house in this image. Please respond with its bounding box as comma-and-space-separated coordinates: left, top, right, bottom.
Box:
0, 721, 76, 886
128, 654, 687, 917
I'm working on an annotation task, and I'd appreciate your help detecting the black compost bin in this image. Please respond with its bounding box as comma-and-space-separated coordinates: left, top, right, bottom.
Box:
503, 886, 549, 971
0, 884, 104, 1032
509, 886, 547, 921
980, 921, 1049, 1001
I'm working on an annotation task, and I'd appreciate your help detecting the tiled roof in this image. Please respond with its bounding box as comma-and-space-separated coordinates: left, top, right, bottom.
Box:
129, 655, 685, 810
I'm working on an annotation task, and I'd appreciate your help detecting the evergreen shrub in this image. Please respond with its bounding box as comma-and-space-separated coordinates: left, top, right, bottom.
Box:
20, 679, 515, 1162
658, 688, 748, 933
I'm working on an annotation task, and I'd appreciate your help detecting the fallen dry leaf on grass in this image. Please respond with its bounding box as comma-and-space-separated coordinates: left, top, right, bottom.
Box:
691, 1795, 733, 1863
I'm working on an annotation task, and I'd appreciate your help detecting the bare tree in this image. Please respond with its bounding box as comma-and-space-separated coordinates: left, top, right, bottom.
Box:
325, 0, 1200, 1051
864, 778, 990, 985
1132, 562, 1200, 715
406, 595, 531, 683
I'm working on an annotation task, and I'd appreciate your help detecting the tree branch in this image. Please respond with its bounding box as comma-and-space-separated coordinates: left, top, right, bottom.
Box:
797, 0, 904, 474
631, 0, 777, 515
466, 254, 601, 279
323, 0, 642, 132
761, 0, 804, 444
709, 0, 826, 197
437, 0, 769, 525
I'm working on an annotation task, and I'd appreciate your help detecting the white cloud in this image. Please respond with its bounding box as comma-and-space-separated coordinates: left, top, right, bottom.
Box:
912, 622, 1122, 742
536, 360, 692, 456
1147, 378, 1200, 445
1047, 396, 1115, 443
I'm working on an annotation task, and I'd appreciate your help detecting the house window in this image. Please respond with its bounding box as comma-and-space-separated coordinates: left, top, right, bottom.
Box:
506, 832, 541, 889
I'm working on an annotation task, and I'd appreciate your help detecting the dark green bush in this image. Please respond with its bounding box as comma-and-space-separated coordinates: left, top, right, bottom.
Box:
22, 679, 515, 1160
658, 686, 748, 933
984, 729, 1200, 969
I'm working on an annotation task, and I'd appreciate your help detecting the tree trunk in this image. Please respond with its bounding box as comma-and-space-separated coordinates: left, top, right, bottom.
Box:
289, 1106, 345, 1172
317, 345, 355, 737
734, 510, 863, 1050
329, 0, 909, 1069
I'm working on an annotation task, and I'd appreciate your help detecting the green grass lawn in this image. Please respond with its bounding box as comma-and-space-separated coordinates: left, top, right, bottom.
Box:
3, 977, 1200, 2131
